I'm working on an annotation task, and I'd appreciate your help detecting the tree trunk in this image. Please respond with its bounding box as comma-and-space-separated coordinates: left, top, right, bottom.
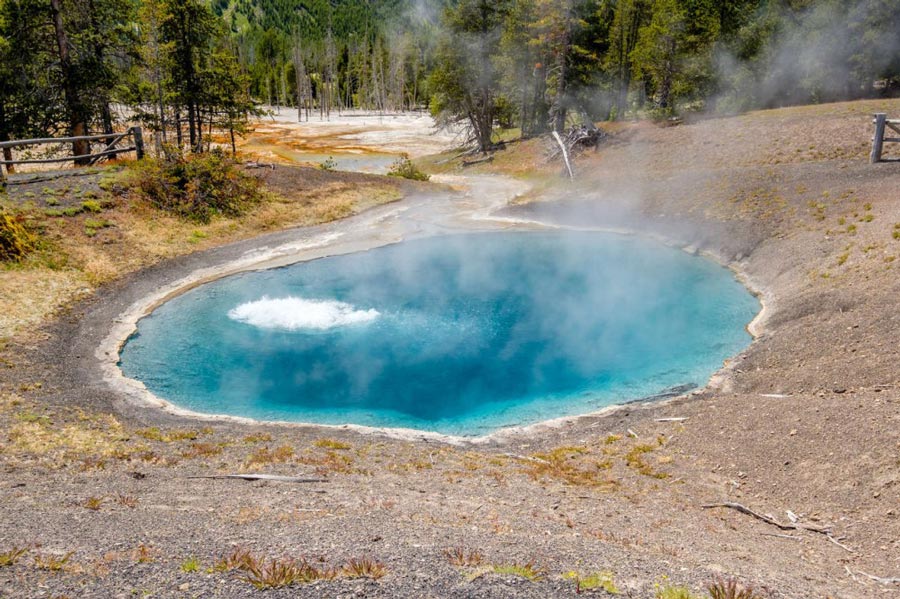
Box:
175, 108, 183, 147
50, 0, 90, 165
0, 104, 15, 174
88, 0, 113, 136
188, 101, 198, 152
552, 21, 571, 134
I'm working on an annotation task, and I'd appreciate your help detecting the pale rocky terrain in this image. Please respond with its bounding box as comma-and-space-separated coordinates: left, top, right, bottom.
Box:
1, 99, 899, 598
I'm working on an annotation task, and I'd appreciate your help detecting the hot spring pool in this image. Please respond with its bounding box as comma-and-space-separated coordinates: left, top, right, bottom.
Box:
119, 232, 759, 436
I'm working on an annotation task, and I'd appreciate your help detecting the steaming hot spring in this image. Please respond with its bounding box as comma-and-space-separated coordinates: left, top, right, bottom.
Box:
119, 232, 758, 436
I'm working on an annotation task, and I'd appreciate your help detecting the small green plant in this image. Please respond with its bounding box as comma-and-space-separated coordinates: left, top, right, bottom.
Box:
84, 218, 113, 237
81, 200, 102, 213
136, 427, 200, 442
45, 197, 59, 206
245, 444, 295, 466
314, 439, 351, 450
0, 210, 35, 262
490, 561, 544, 581
181, 442, 223, 458
243, 432, 273, 444
0, 547, 27, 567
656, 582, 702, 599
180, 556, 201, 573
387, 154, 429, 181
15, 411, 50, 425
625, 444, 668, 478
707, 578, 766, 599
319, 156, 337, 171
62, 206, 83, 217
34, 552, 73, 571
83, 496, 103, 511
564, 570, 619, 594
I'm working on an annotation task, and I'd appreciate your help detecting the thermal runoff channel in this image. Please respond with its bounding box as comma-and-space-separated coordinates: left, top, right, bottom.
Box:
119, 232, 759, 436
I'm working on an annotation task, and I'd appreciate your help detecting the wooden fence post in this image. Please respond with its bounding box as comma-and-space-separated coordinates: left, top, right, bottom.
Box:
132, 126, 145, 160
871, 113, 886, 164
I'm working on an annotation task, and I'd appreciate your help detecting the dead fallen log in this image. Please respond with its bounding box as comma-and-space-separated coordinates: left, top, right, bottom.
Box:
187, 474, 328, 483
244, 161, 275, 170
702, 502, 829, 533
857, 571, 900, 585
702, 501, 857, 552
462, 156, 493, 167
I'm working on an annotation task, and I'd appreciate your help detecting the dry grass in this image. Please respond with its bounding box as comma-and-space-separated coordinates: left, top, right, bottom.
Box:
244, 444, 295, 467
313, 438, 352, 450
213, 549, 386, 589
524, 446, 617, 488
443, 547, 483, 567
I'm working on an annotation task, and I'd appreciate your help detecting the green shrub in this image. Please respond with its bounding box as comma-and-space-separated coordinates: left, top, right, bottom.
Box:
126, 150, 263, 223
81, 200, 102, 213
387, 154, 430, 181
0, 211, 35, 262
319, 156, 337, 171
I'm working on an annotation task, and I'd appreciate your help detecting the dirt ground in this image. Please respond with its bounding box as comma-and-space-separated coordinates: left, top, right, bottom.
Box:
1, 100, 900, 598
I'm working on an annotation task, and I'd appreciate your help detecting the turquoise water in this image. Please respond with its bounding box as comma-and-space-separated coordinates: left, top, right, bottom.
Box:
119, 232, 758, 436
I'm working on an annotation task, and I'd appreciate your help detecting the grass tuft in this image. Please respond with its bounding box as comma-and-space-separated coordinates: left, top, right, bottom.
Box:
707, 578, 767, 599
314, 438, 351, 450
656, 583, 703, 599
342, 557, 388, 580
33, 552, 73, 571
180, 556, 201, 573
489, 561, 544, 581
564, 570, 619, 594
83, 496, 103, 511
443, 547, 484, 567
0, 547, 28, 567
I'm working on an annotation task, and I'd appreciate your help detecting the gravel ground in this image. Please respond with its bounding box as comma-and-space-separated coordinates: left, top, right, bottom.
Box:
1, 99, 899, 598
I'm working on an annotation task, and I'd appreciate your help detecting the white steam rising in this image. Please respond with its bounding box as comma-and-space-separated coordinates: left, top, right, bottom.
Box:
228, 297, 380, 331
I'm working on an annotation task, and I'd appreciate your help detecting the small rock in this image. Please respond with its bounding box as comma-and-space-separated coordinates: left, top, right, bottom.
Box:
178, 583, 189, 591
789, 429, 797, 436
833, 388, 847, 394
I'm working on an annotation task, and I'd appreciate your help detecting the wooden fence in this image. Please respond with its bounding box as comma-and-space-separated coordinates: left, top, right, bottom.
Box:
0, 126, 144, 184
871, 113, 900, 163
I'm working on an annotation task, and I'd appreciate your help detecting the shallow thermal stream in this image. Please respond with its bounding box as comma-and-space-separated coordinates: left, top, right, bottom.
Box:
119, 231, 758, 436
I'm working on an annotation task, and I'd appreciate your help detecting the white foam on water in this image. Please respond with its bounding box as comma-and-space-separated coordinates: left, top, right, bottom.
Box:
228, 296, 379, 331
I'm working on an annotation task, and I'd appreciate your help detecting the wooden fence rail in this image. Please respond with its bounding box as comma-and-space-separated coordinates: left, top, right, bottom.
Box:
871, 113, 900, 163
0, 126, 144, 184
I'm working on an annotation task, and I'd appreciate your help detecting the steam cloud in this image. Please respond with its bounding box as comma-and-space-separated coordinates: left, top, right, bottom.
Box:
227, 297, 380, 331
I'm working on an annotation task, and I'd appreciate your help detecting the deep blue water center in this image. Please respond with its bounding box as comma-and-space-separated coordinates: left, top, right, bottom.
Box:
119, 232, 759, 436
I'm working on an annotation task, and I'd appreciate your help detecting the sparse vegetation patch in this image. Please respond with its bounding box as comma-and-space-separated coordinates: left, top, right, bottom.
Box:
123, 150, 264, 223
